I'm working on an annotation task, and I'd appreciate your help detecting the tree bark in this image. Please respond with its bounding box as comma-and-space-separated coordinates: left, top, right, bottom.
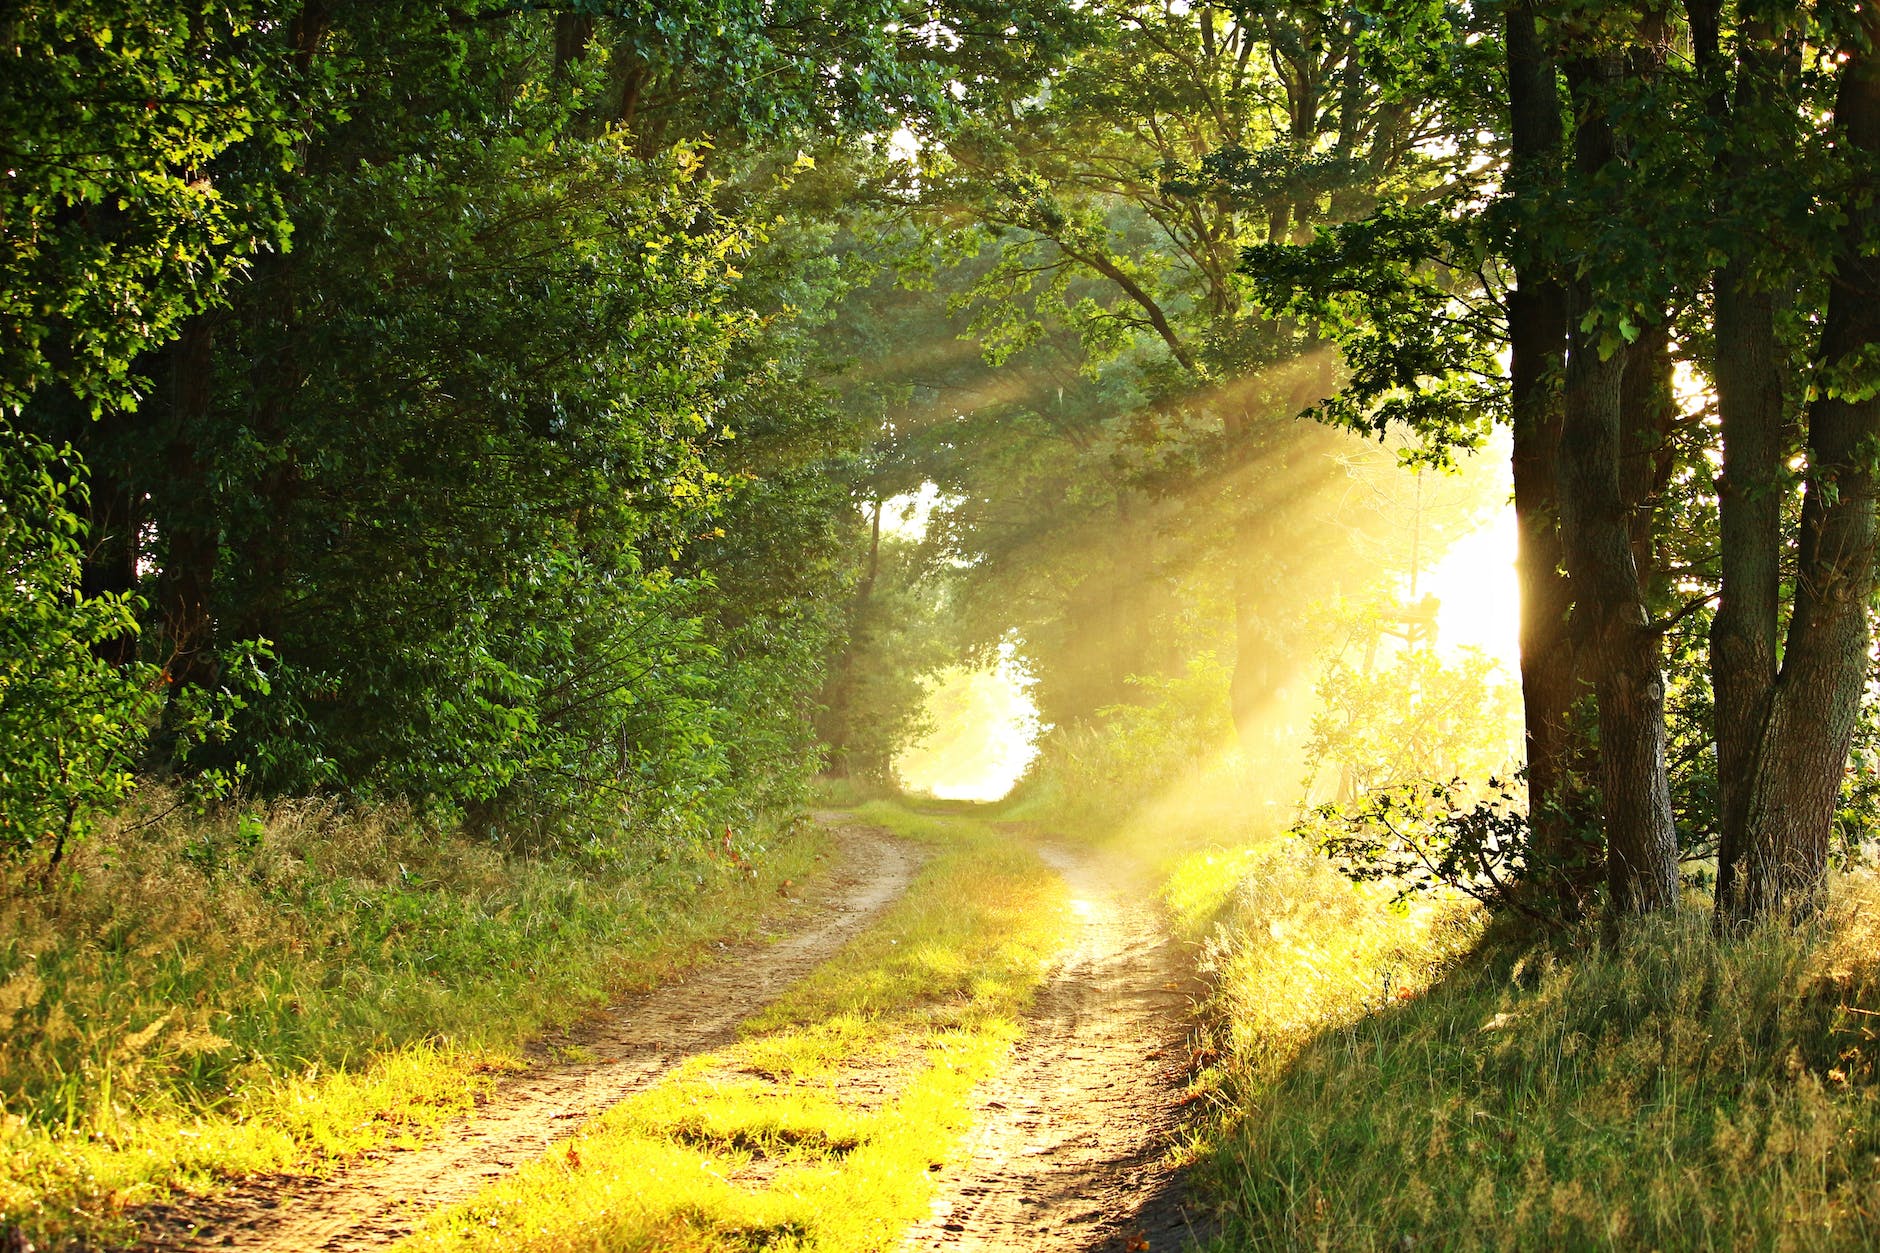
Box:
1558, 52, 1679, 916
1733, 18, 1880, 921
1690, 2, 1789, 918
1619, 324, 1676, 585
1505, 1, 1600, 915
553, 14, 595, 78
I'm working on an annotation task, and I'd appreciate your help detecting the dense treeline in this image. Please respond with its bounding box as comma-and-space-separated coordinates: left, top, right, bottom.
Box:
0, 1, 1068, 856
1249, 0, 1880, 924
838, 0, 1880, 930
5, 0, 1880, 911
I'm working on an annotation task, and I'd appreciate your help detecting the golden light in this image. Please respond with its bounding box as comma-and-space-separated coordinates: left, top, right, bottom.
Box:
894, 653, 1041, 802
1419, 503, 1523, 675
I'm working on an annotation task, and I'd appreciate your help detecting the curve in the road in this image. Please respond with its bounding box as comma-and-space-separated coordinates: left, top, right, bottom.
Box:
134, 817, 924, 1253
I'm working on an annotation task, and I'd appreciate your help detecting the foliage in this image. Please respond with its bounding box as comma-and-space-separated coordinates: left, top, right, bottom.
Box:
1300, 776, 1541, 919
0, 429, 156, 867
0, 0, 290, 416
1301, 636, 1522, 803
1016, 652, 1241, 828
817, 527, 952, 784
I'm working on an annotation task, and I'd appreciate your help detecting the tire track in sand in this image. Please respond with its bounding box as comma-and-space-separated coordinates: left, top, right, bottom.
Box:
904, 838, 1213, 1253
135, 815, 922, 1252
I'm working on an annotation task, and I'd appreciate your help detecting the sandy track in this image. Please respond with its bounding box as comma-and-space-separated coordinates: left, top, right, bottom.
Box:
134, 816, 921, 1252
904, 839, 1212, 1253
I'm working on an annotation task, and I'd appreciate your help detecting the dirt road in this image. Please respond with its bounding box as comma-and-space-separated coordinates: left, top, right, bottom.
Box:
135, 817, 924, 1252
904, 838, 1212, 1252
136, 813, 1211, 1252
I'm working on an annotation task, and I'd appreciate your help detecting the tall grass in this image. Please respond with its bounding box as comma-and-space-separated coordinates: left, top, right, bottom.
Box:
0, 794, 822, 1248
1200, 858, 1880, 1250
1014, 684, 1880, 1250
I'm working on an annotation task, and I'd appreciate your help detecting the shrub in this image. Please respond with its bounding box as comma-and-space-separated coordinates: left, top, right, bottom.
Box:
0, 430, 156, 871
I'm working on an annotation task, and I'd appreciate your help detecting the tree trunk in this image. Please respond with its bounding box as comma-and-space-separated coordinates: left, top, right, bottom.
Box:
1709, 258, 1785, 913
1619, 324, 1676, 586
1505, 1, 1600, 915
553, 14, 595, 77
1732, 19, 1880, 921
1689, 2, 1791, 919
1558, 53, 1679, 916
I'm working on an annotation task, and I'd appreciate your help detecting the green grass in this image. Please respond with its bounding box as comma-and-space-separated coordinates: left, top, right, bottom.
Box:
393, 802, 1073, 1252
0, 795, 826, 1249
1196, 869, 1880, 1251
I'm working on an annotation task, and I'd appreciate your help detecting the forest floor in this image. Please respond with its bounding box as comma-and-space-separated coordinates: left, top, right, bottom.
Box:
130, 807, 1213, 1252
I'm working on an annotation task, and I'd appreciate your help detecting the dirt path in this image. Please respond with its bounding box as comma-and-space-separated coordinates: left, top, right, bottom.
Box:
134, 816, 923, 1252
904, 838, 1213, 1253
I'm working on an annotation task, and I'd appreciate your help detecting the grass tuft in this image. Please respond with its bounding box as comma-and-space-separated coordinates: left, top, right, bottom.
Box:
1199, 854, 1880, 1251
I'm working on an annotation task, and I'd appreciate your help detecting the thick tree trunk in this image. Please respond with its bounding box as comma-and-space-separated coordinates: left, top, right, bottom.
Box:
1558, 53, 1679, 916
1618, 324, 1676, 584
1709, 262, 1785, 914
1689, 3, 1790, 918
1733, 21, 1880, 921
1559, 292, 1679, 914
1505, 2, 1600, 914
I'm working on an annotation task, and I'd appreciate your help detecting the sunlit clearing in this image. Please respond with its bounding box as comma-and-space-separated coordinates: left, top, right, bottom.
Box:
896, 656, 1040, 802
1419, 504, 1521, 674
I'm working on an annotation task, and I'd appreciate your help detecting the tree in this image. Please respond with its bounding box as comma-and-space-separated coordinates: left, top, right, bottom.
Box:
1727, 3, 1880, 919
920, 0, 1493, 746
1247, 1, 1880, 922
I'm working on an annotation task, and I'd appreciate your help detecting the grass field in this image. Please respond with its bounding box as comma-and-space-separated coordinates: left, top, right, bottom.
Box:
0, 796, 825, 1249
393, 802, 1072, 1253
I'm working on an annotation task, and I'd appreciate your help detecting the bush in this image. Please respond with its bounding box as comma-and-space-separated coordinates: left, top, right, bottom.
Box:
0, 429, 156, 870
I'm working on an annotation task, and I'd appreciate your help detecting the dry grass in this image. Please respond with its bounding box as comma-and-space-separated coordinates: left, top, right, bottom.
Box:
0, 794, 823, 1248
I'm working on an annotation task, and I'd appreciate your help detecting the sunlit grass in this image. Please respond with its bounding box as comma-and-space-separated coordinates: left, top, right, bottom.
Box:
1197, 854, 1880, 1250
394, 803, 1072, 1252
0, 796, 825, 1248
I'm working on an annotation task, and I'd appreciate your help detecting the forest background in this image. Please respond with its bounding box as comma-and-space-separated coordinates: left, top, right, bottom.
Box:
5, 0, 1880, 1248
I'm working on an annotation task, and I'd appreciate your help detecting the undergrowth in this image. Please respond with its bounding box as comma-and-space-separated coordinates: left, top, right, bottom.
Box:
0, 794, 823, 1248
394, 801, 1070, 1252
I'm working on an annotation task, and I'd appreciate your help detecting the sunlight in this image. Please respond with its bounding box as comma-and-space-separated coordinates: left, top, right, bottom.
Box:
880, 481, 949, 542
1419, 503, 1522, 674
895, 651, 1041, 802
